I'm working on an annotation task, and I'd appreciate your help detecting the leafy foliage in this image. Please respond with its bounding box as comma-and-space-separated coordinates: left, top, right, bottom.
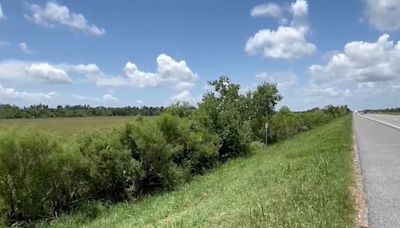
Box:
165, 101, 195, 118
0, 130, 87, 223
0, 76, 350, 225
73, 130, 142, 201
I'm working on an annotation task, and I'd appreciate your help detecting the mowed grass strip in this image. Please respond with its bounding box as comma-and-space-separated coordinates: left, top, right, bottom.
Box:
43, 116, 353, 228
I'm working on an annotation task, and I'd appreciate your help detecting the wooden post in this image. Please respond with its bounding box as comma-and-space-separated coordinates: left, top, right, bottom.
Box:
265, 123, 269, 146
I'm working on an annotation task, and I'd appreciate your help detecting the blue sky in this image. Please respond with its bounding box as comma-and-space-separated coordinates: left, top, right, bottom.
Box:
0, 0, 400, 110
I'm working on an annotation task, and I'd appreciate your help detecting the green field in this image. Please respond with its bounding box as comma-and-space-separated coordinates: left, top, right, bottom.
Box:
41, 116, 354, 228
0, 116, 150, 135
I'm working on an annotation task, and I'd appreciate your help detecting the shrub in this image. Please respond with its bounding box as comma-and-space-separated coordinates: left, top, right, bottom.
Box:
242, 82, 282, 141
194, 77, 253, 160
44, 143, 90, 217
268, 107, 301, 142
157, 113, 220, 174
0, 129, 87, 223
120, 119, 187, 193
73, 129, 142, 201
165, 101, 195, 118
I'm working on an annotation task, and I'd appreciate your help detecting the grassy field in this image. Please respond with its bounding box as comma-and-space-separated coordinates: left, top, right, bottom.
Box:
0, 116, 150, 135
40, 116, 354, 228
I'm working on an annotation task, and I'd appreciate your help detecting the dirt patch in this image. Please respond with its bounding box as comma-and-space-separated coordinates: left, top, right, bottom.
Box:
351, 133, 368, 228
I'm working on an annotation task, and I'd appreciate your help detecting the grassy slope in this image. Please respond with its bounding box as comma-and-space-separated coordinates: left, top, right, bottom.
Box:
43, 116, 353, 228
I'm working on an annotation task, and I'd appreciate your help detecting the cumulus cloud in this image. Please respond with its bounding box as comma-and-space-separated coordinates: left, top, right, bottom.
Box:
71, 64, 101, 75
309, 34, 400, 85
256, 71, 297, 89
309, 85, 351, 97
123, 61, 160, 88
246, 0, 315, 59
364, 0, 400, 31
0, 3, 5, 20
251, 3, 283, 18
0, 84, 56, 102
290, 0, 308, 31
103, 94, 119, 102
246, 26, 316, 59
0, 61, 33, 81
19, 42, 33, 54
94, 54, 197, 92
25, 2, 105, 36
26, 63, 72, 84
0, 61, 102, 84
170, 90, 194, 103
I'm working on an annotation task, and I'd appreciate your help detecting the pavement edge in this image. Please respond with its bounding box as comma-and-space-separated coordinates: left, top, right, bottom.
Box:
352, 119, 369, 228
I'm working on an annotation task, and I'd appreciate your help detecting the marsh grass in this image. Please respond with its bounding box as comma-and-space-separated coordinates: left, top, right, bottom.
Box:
0, 116, 155, 136
40, 116, 353, 228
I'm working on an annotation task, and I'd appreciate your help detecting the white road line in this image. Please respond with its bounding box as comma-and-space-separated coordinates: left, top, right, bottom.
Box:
359, 114, 400, 131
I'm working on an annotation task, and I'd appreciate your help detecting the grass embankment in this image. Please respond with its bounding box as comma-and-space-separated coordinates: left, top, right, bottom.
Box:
43, 116, 353, 228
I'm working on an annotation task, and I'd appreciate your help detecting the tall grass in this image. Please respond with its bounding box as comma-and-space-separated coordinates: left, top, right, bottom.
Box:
42, 116, 353, 228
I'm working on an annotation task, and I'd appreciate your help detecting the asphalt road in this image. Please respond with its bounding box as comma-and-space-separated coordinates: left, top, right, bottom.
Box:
354, 114, 400, 227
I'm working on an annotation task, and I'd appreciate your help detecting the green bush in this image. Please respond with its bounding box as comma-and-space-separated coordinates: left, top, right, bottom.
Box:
120, 118, 186, 193
268, 107, 301, 142
73, 129, 142, 201
194, 77, 253, 160
0, 130, 87, 223
156, 114, 220, 174
165, 101, 195, 118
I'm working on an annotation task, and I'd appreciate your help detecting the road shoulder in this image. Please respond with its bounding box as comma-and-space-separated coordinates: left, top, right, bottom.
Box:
352, 126, 369, 228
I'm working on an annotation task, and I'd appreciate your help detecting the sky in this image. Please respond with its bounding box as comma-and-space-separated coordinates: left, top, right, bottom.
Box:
0, 0, 400, 111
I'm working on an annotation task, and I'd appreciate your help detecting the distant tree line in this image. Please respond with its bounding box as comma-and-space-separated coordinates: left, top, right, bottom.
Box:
362, 107, 400, 114
0, 104, 166, 119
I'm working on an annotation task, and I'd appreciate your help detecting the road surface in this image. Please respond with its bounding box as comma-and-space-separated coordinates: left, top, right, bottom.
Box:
354, 114, 400, 227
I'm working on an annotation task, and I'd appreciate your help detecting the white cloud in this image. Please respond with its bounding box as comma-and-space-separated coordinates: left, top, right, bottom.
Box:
19, 42, 33, 54
26, 63, 72, 84
26, 2, 105, 36
256, 71, 297, 89
170, 90, 194, 103
0, 3, 5, 21
95, 54, 197, 92
103, 94, 119, 102
251, 3, 283, 18
0, 84, 56, 102
309, 85, 351, 97
136, 99, 143, 105
0, 41, 9, 48
309, 34, 400, 85
0, 61, 32, 81
364, 0, 400, 31
290, 0, 308, 32
123, 61, 160, 88
157, 54, 197, 84
71, 64, 101, 75
246, 26, 316, 59
0, 61, 102, 85
246, 0, 315, 59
